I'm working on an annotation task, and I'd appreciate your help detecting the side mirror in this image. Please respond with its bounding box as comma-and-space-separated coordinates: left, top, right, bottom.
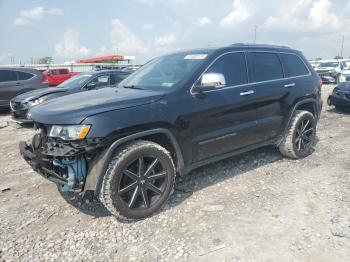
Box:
86, 82, 96, 90
193, 73, 226, 93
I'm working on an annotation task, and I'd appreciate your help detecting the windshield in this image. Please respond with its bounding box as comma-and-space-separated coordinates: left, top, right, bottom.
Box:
319, 62, 339, 68
57, 74, 92, 89
118, 52, 208, 90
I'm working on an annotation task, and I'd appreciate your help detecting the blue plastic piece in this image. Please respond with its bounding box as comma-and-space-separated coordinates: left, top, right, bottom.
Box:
53, 157, 87, 192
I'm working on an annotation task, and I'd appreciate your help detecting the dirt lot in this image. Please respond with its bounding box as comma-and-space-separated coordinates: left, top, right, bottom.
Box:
0, 84, 349, 261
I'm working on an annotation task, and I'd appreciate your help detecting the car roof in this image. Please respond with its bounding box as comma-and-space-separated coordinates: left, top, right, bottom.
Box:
0, 67, 41, 73
165, 43, 301, 58
90, 69, 129, 74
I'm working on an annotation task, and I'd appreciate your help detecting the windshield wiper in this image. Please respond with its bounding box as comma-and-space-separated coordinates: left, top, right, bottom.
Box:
123, 85, 143, 90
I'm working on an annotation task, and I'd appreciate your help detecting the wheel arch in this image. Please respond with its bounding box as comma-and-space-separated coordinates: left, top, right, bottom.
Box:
84, 128, 184, 196
278, 98, 320, 145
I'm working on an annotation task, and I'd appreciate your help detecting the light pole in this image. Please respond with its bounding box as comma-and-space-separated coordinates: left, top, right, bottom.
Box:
340, 35, 344, 58
253, 25, 257, 44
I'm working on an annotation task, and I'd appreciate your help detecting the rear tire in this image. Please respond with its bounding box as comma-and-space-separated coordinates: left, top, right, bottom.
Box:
279, 110, 316, 159
99, 140, 176, 220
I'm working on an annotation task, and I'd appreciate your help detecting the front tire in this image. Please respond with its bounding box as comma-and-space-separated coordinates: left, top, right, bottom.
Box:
99, 140, 176, 220
279, 110, 316, 159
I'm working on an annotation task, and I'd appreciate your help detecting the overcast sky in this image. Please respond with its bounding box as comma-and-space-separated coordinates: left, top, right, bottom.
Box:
0, 0, 349, 64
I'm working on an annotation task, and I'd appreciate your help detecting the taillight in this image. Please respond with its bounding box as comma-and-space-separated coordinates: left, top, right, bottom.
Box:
318, 78, 323, 87
41, 74, 48, 84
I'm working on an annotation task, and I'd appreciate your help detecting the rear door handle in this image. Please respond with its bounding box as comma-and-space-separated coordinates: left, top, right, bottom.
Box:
284, 83, 295, 88
240, 90, 255, 96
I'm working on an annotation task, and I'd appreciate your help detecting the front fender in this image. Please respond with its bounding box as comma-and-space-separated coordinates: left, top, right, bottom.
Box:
83, 128, 184, 196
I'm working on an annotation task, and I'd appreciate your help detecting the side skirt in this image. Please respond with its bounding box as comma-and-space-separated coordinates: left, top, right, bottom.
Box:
181, 138, 278, 175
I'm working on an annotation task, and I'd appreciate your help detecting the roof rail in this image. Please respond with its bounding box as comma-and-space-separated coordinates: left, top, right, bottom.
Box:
230, 43, 291, 49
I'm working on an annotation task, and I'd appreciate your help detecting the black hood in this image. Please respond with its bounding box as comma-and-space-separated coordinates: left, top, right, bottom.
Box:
29, 87, 164, 125
336, 82, 350, 92
13, 87, 68, 102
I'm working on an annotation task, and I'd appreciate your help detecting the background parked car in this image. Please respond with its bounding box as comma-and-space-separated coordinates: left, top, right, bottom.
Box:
44, 68, 79, 86
327, 82, 350, 111
10, 70, 131, 123
0, 67, 48, 109
315, 60, 347, 84
339, 68, 350, 83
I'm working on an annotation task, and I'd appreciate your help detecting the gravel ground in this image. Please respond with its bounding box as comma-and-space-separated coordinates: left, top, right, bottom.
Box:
0, 84, 349, 261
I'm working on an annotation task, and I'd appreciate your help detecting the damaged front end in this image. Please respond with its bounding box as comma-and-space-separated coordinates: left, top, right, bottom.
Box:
19, 125, 105, 193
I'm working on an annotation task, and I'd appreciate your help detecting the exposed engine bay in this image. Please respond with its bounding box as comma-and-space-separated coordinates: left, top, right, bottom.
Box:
20, 126, 105, 192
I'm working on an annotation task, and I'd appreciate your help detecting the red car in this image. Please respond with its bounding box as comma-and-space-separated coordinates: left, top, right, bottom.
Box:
44, 68, 78, 86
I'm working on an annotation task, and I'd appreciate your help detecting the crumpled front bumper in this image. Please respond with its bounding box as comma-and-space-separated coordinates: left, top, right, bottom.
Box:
327, 92, 350, 107
10, 100, 32, 123
19, 141, 68, 185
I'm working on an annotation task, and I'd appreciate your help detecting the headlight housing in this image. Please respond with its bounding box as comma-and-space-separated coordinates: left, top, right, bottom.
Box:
49, 125, 91, 140
28, 96, 48, 107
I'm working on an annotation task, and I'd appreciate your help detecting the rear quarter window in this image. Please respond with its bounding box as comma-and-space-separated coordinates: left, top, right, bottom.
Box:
279, 53, 309, 77
59, 69, 69, 74
17, 71, 34, 80
250, 52, 283, 82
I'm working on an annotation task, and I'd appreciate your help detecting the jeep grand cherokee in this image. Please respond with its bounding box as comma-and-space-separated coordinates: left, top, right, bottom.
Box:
20, 44, 323, 220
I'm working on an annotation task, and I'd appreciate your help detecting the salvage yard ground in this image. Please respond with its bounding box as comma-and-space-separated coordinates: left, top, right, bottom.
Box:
0, 85, 349, 261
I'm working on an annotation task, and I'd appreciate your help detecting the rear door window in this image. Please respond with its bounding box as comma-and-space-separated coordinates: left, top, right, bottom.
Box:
59, 69, 69, 74
250, 52, 283, 82
17, 71, 34, 80
205, 52, 248, 87
279, 53, 309, 77
0, 70, 18, 82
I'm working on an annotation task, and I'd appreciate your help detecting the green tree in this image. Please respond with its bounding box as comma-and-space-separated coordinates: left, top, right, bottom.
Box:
37, 56, 53, 64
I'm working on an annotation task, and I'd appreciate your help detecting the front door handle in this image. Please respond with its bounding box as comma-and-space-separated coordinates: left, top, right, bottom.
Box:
284, 83, 295, 88
240, 90, 255, 96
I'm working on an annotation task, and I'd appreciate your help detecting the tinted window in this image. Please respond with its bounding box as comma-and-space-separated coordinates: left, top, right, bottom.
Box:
0, 70, 17, 82
59, 69, 69, 74
50, 70, 57, 75
89, 74, 110, 88
113, 73, 129, 84
251, 52, 283, 82
279, 53, 309, 77
57, 74, 91, 89
17, 71, 34, 80
206, 52, 248, 86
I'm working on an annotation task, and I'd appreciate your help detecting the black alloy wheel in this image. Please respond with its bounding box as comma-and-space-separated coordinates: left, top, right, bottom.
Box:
118, 156, 168, 209
100, 140, 175, 220
294, 119, 314, 153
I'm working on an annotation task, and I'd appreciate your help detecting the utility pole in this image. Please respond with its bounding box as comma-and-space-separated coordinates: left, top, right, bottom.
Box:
340, 35, 344, 58
253, 25, 257, 44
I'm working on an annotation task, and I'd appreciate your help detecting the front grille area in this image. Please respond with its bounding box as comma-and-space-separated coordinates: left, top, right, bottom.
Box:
10, 101, 23, 110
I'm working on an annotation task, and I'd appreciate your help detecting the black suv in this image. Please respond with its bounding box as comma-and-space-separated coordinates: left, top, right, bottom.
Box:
20, 44, 322, 220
